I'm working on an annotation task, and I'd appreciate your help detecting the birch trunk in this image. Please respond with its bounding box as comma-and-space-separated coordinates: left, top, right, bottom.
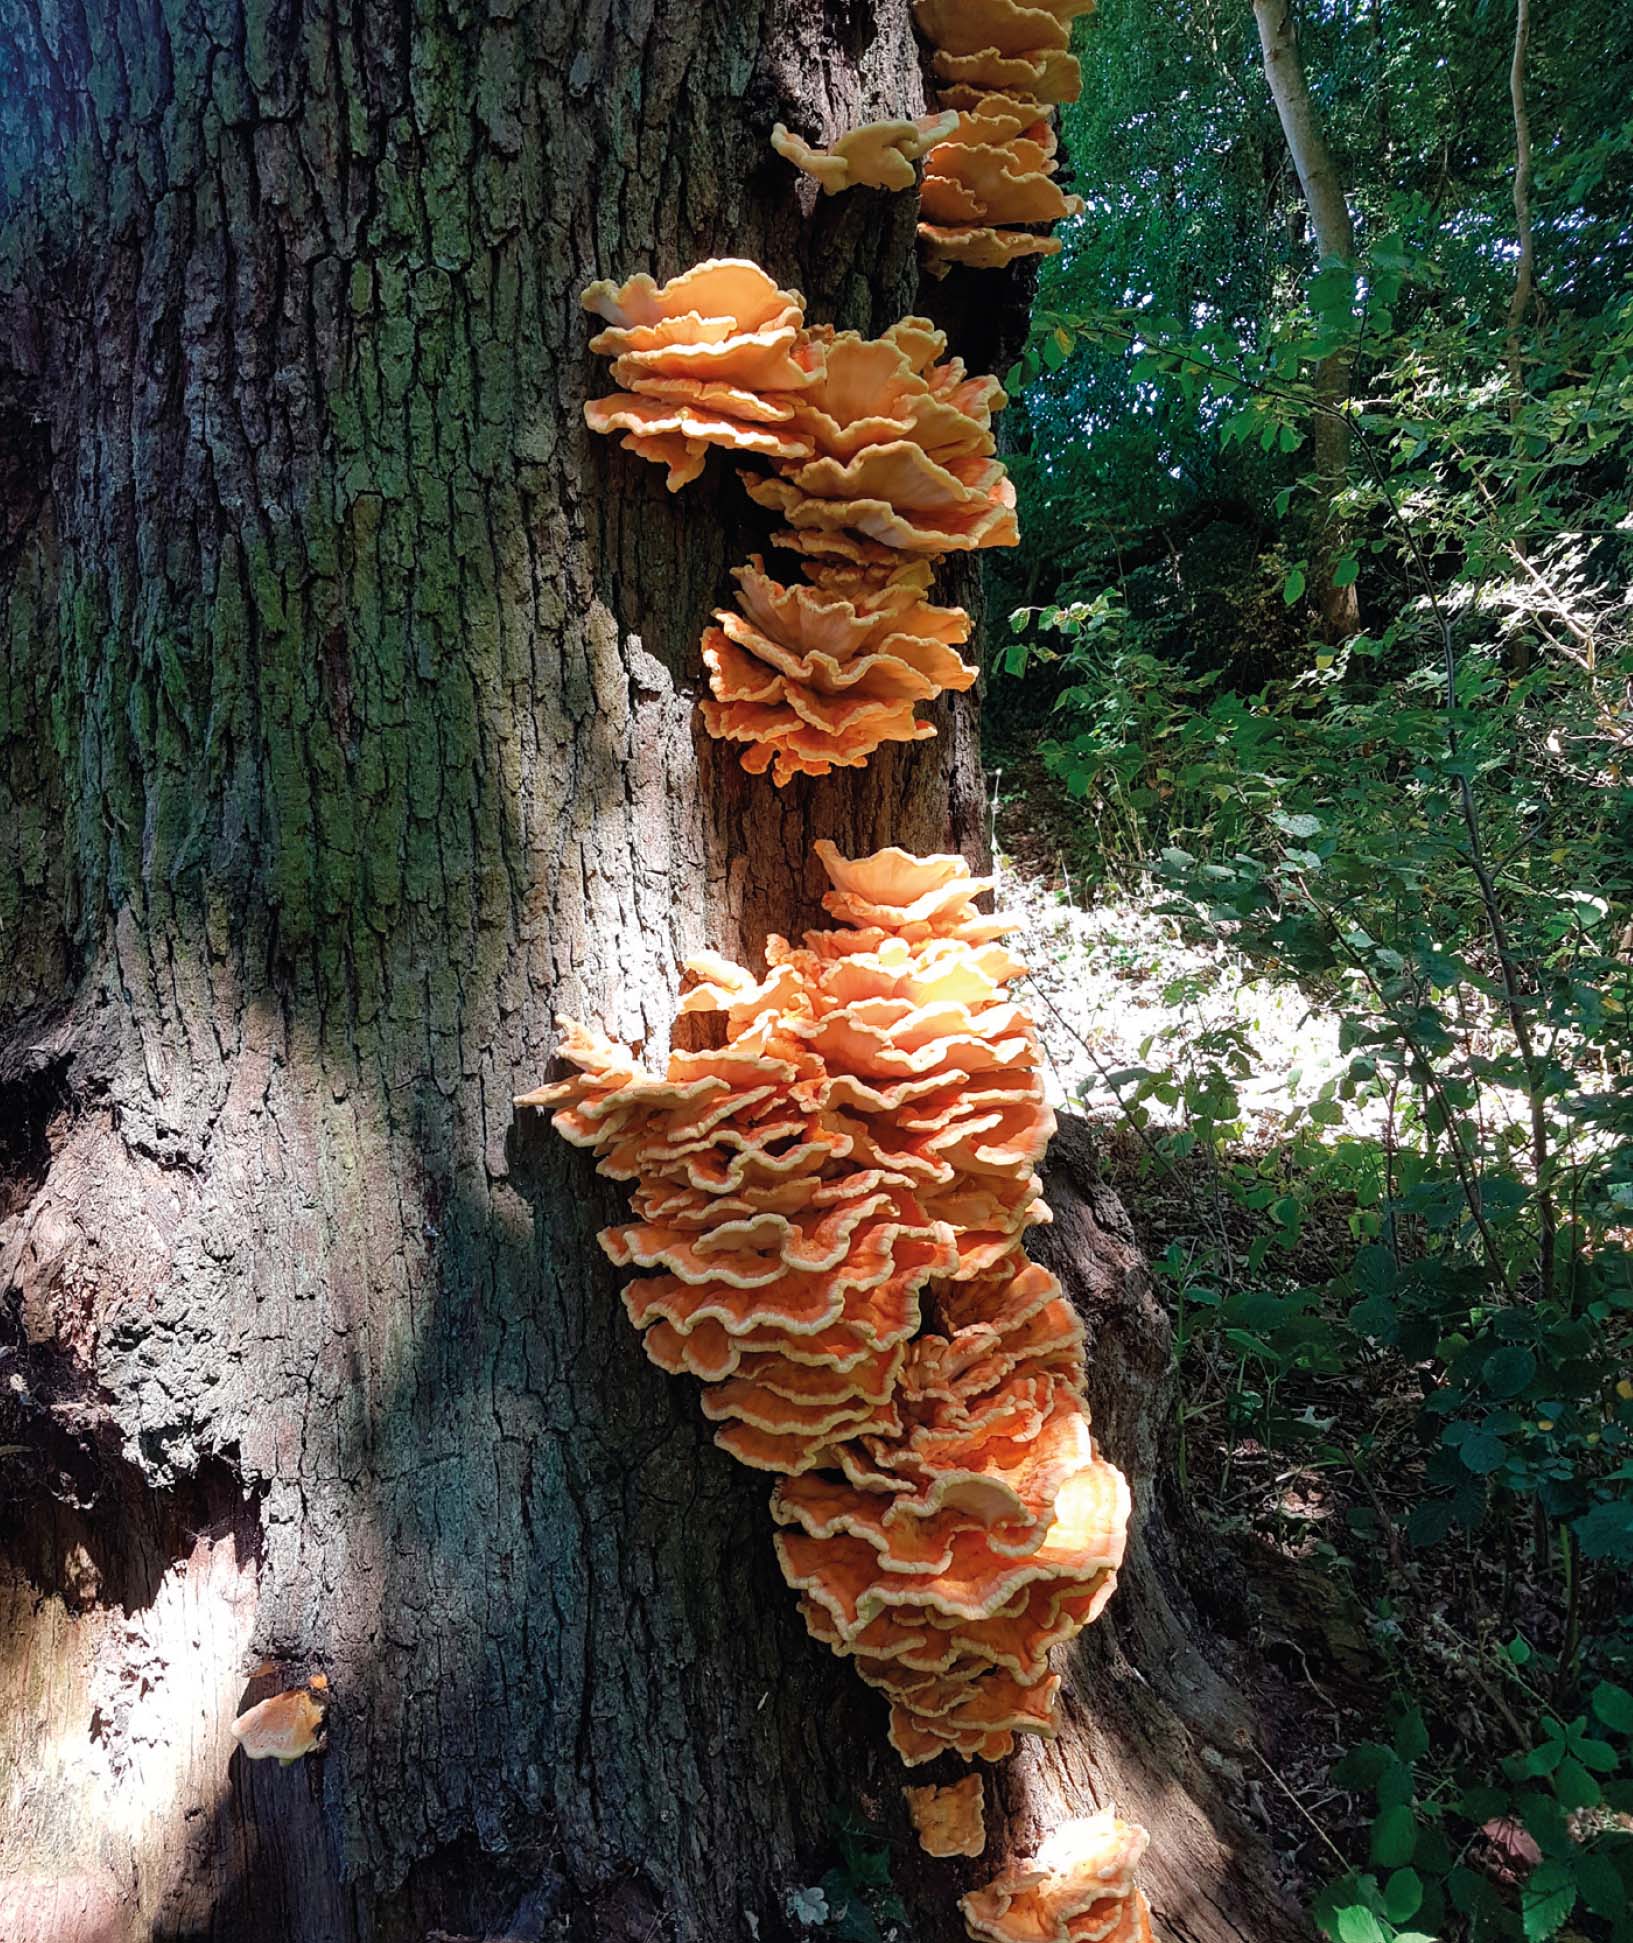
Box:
1251, 0, 1361, 641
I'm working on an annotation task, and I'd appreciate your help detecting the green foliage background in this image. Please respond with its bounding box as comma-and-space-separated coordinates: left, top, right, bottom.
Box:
992, 3, 1633, 1940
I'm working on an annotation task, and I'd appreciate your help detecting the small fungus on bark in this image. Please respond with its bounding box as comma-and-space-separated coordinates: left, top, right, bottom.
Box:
905, 1773, 987, 1857
229, 1683, 328, 1765
771, 113, 960, 194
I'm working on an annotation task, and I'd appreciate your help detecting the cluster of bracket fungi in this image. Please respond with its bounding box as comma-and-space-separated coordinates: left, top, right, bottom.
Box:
519, 846, 1141, 1919
582, 260, 1011, 781
550, 3, 1154, 1930
774, 0, 1094, 277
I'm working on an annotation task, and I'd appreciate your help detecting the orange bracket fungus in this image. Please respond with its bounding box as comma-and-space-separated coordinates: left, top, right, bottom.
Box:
740, 318, 1017, 557
905, 1774, 988, 1858
698, 553, 977, 785
517, 844, 1130, 1767
912, 0, 1095, 274
772, 112, 960, 195
580, 263, 1016, 775
229, 1681, 328, 1765
961, 1811, 1153, 1943
919, 224, 1064, 279
580, 259, 817, 490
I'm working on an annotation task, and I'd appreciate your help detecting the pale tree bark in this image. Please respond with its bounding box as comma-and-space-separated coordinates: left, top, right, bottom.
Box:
1506, 0, 1537, 388
0, 4, 1309, 1940
1250, 0, 1361, 641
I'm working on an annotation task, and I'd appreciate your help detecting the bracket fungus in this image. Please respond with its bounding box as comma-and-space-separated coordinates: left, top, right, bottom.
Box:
921, 141, 1084, 229
961, 1812, 1153, 1943
518, 845, 1130, 1768
905, 1773, 987, 1857
230, 1681, 328, 1765
580, 265, 1014, 771
741, 316, 1018, 557
698, 554, 977, 785
919, 226, 1063, 278
581, 259, 817, 489
772, 112, 960, 195
912, 0, 1092, 274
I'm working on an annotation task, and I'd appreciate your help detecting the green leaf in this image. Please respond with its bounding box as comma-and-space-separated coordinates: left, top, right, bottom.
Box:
1336, 1905, 1386, 1943
1573, 1735, 1619, 1773
1333, 554, 1360, 588
1484, 1347, 1538, 1397
1576, 1848, 1627, 1919
1407, 1498, 1456, 1547
1573, 1498, 1633, 1560
1457, 1428, 1509, 1475
1521, 1859, 1576, 1942
1371, 1804, 1419, 1869
1591, 1680, 1633, 1733
1384, 1869, 1424, 1924
1284, 564, 1307, 605
1333, 1744, 1397, 1789
1552, 1757, 1600, 1811
1393, 1708, 1429, 1764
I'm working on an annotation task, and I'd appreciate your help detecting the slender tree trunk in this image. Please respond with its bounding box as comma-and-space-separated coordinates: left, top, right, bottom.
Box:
1250, 0, 1360, 641
0, 5, 1309, 1940
1506, 0, 1536, 386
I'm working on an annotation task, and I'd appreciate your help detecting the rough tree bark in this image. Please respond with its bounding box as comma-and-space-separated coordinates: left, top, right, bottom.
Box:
0, 5, 1308, 1940
1250, 0, 1360, 642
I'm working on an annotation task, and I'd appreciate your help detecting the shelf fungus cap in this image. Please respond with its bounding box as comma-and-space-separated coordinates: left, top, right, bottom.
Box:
921, 146, 1085, 228
961, 1811, 1151, 1943
931, 45, 1083, 104
787, 331, 1002, 466
919, 225, 1064, 278
698, 555, 978, 784
943, 96, 1054, 146
581, 259, 819, 488
773, 113, 960, 194
744, 454, 1019, 554
230, 1683, 327, 1765
581, 258, 803, 333
914, 0, 1072, 55
905, 1774, 987, 1857
584, 394, 812, 491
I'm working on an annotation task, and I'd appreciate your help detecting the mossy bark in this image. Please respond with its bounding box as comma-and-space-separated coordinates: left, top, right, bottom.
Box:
0, 5, 1308, 1942
0, 5, 992, 1937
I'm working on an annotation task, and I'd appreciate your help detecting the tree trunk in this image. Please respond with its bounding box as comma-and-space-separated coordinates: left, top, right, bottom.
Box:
0, 5, 1308, 1940
1250, 0, 1360, 642
1506, 0, 1536, 388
